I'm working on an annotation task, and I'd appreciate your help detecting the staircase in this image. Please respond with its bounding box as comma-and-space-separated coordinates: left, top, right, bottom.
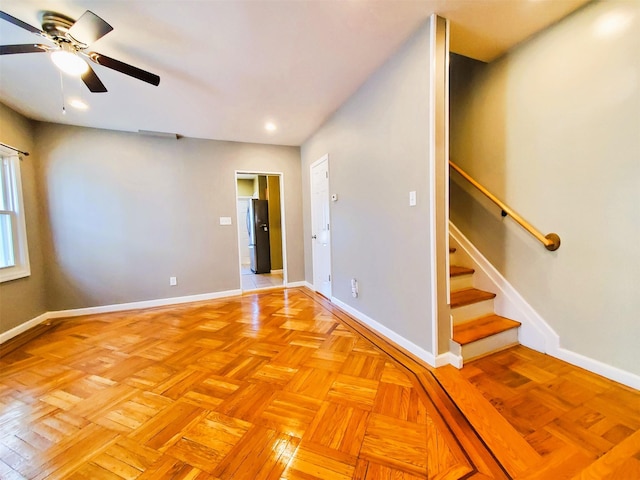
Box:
449, 247, 521, 363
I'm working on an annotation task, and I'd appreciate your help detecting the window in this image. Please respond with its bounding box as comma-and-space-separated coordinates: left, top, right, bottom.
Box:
0, 151, 30, 282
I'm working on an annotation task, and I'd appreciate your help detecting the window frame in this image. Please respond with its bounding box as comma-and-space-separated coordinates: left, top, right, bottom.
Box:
0, 150, 30, 283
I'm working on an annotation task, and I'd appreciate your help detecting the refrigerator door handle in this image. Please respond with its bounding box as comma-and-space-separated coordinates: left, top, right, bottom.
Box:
246, 206, 251, 243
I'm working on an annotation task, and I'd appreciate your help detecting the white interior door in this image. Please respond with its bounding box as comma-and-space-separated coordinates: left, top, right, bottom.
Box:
310, 155, 332, 298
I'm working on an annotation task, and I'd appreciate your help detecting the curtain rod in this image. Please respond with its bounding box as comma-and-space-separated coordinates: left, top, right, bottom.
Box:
0, 142, 30, 157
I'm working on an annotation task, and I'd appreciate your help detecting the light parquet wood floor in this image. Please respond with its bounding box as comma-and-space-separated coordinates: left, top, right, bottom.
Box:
1, 288, 638, 479
439, 346, 640, 479
0, 288, 504, 480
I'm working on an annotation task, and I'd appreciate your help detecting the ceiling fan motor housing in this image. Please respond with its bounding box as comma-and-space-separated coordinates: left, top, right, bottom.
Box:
41, 11, 75, 41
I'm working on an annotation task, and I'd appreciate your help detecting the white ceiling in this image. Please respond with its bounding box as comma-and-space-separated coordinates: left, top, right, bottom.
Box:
0, 0, 589, 146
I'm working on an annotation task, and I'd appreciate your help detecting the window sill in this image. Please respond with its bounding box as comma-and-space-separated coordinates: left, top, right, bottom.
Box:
0, 265, 31, 283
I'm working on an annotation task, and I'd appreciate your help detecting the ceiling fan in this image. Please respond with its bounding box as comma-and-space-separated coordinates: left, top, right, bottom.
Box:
0, 9, 160, 92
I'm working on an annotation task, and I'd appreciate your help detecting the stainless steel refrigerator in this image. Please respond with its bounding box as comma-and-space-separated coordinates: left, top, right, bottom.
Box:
247, 199, 271, 274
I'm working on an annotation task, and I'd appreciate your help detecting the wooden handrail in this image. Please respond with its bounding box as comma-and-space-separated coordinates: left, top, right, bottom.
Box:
449, 160, 560, 251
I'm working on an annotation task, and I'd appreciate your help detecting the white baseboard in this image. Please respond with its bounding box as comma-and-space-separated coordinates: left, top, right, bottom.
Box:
331, 297, 437, 367
45, 289, 243, 320
0, 312, 52, 344
2, 289, 243, 344
554, 347, 640, 391
292, 281, 314, 290
450, 221, 640, 390
436, 351, 463, 368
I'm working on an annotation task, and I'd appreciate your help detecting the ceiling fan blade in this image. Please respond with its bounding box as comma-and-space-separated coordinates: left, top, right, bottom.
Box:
87, 51, 160, 86
82, 65, 107, 93
0, 44, 47, 55
67, 11, 113, 46
0, 10, 45, 35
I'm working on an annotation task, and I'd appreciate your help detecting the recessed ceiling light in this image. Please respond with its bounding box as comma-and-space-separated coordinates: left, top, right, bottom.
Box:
69, 99, 89, 110
594, 9, 634, 38
265, 122, 277, 132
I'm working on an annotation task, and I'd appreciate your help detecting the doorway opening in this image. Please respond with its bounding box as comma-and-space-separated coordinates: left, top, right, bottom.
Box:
235, 171, 286, 291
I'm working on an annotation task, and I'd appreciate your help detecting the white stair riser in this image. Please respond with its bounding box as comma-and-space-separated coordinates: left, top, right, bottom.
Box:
449, 240, 521, 365
458, 328, 519, 363
451, 299, 494, 325
449, 339, 462, 357
450, 274, 474, 291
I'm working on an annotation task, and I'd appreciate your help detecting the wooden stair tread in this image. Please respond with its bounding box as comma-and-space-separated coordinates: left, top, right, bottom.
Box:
450, 288, 496, 308
453, 315, 521, 345
450, 265, 474, 277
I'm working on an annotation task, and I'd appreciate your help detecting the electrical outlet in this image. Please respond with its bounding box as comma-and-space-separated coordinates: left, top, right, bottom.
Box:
351, 278, 358, 298
169, 276, 177, 286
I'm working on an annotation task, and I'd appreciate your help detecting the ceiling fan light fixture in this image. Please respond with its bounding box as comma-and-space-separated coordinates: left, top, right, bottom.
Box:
69, 98, 89, 110
51, 49, 89, 76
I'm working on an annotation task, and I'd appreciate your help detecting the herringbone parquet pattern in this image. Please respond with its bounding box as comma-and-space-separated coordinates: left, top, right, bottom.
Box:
0, 289, 499, 479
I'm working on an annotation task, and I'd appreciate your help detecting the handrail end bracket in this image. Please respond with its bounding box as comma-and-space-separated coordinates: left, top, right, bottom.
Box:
545, 233, 561, 251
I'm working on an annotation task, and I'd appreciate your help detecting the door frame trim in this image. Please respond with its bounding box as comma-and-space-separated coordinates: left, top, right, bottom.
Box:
428, 14, 451, 359
236, 196, 253, 268
234, 170, 288, 290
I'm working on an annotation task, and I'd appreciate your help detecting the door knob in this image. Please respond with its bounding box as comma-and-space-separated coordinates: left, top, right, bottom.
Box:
312, 235, 317, 239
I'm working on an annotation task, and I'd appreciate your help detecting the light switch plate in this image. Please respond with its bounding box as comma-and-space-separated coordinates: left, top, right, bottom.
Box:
409, 191, 417, 206
219, 217, 232, 225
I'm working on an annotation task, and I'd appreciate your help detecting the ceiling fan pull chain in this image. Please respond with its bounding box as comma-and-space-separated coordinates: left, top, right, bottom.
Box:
59, 70, 66, 115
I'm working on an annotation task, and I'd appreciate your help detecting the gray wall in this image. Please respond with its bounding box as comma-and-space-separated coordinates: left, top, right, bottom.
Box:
0, 103, 47, 333
33, 123, 303, 311
302, 21, 434, 352
450, 0, 640, 375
